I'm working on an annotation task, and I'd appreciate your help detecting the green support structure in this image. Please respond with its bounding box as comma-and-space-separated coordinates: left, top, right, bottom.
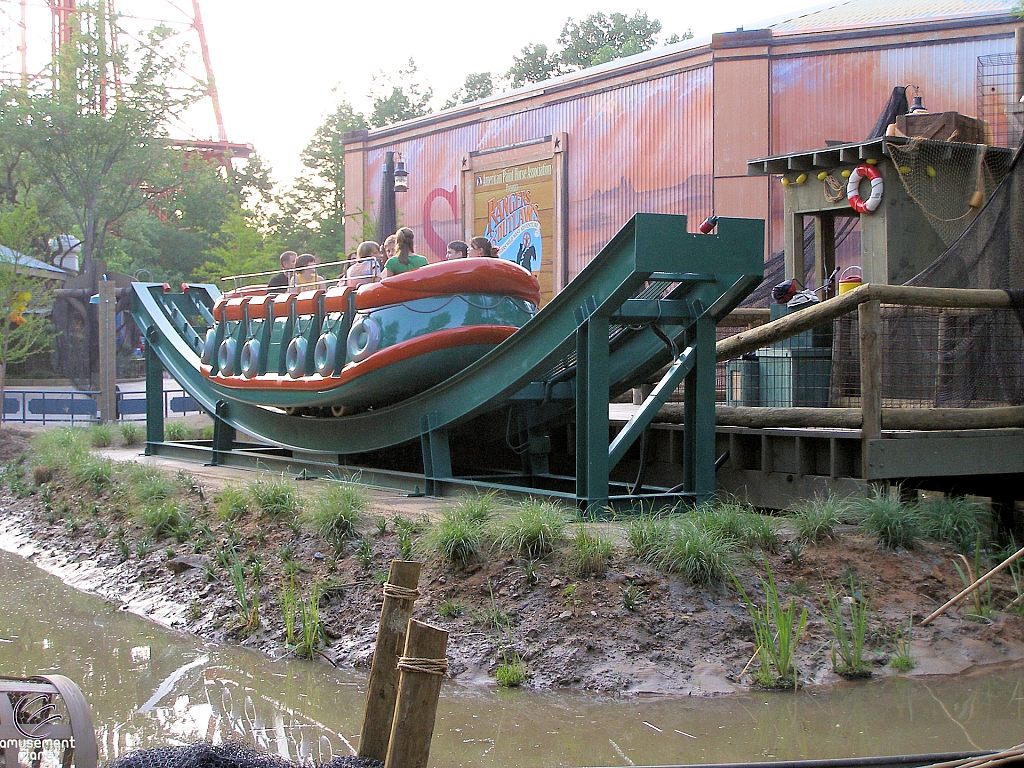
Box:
144, 333, 164, 452
211, 400, 236, 466
132, 214, 764, 510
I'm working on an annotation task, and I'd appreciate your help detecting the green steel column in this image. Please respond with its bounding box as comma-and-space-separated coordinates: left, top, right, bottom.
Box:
681, 325, 697, 493
144, 336, 164, 453
576, 315, 609, 514
211, 400, 235, 465
692, 315, 718, 497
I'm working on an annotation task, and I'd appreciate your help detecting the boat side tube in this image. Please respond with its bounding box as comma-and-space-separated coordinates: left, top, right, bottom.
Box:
272, 293, 297, 375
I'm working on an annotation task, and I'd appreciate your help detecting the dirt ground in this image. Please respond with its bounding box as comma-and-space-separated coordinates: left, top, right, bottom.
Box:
2, 425, 1024, 695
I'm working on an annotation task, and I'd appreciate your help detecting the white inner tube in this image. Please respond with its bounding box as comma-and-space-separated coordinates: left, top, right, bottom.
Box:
240, 339, 261, 378
217, 337, 237, 376
346, 316, 381, 363
314, 332, 338, 376
286, 337, 308, 379
202, 328, 217, 365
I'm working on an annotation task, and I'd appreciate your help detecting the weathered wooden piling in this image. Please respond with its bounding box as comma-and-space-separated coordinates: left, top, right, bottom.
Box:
383, 619, 449, 768
357, 560, 421, 762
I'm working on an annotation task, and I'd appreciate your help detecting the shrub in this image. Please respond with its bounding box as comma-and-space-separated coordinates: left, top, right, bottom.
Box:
790, 494, 850, 544
139, 501, 183, 538
216, 485, 250, 520
119, 423, 141, 446
495, 499, 567, 559
426, 508, 485, 565
625, 513, 671, 562
249, 474, 298, 519
307, 481, 367, 541
568, 524, 613, 575
164, 421, 192, 441
854, 488, 920, 549
919, 496, 989, 553
88, 424, 114, 448
659, 519, 737, 586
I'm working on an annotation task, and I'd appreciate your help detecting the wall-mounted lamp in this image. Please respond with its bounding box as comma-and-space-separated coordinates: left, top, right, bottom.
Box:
394, 154, 409, 193
906, 85, 927, 114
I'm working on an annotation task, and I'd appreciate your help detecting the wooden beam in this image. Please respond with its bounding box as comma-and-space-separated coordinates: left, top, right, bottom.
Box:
859, 300, 882, 479
656, 405, 1024, 430
384, 620, 449, 768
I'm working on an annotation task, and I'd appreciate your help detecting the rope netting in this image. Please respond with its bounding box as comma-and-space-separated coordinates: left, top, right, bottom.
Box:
106, 742, 381, 768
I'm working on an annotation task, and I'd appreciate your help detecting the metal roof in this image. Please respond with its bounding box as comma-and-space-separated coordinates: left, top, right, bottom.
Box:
0, 244, 67, 276
767, 0, 1016, 35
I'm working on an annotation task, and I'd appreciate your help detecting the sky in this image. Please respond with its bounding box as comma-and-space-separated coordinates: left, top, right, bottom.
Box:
2, 0, 827, 187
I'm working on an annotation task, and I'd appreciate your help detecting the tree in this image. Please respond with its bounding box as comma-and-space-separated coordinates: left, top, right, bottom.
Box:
444, 72, 497, 108
0, 205, 53, 430
506, 11, 690, 87
369, 59, 433, 127
507, 44, 562, 89
192, 209, 282, 286
12, 4, 200, 272
275, 101, 367, 259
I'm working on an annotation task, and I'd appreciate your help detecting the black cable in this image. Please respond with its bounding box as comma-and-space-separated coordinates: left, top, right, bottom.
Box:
628, 427, 650, 495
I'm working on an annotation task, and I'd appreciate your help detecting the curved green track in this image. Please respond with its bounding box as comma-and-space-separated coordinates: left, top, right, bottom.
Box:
132, 214, 763, 501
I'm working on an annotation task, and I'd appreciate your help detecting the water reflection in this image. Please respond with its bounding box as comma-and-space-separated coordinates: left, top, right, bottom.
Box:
0, 549, 1020, 768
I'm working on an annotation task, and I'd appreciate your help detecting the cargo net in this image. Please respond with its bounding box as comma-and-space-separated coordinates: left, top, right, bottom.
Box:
718, 306, 1024, 410
106, 742, 381, 768
886, 138, 1014, 248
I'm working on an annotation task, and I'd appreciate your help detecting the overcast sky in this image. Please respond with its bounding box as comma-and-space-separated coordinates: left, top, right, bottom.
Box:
4, 0, 825, 186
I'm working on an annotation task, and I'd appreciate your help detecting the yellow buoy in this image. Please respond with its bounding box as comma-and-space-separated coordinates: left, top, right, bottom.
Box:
899, 165, 911, 174
781, 177, 790, 186
926, 165, 936, 177
795, 173, 807, 184
866, 158, 878, 165
841, 169, 852, 178
817, 171, 828, 180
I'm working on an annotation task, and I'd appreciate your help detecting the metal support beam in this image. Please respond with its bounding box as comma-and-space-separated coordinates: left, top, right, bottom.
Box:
144, 333, 164, 452
211, 400, 235, 465
576, 313, 610, 514
98, 279, 117, 423
420, 413, 452, 496
608, 344, 695, 468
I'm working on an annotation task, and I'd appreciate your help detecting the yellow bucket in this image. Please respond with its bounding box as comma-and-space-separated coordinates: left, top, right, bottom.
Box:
838, 265, 862, 295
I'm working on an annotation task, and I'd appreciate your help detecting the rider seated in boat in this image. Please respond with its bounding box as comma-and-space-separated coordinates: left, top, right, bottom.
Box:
293, 253, 325, 291
384, 227, 429, 277
469, 237, 497, 258
445, 240, 468, 260
267, 250, 297, 293
346, 241, 383, 286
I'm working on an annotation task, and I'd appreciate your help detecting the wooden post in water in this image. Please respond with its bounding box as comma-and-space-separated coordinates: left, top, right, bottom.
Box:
384, 620, 449, 768
858, 299, 882, 482
358, 560, 421, 762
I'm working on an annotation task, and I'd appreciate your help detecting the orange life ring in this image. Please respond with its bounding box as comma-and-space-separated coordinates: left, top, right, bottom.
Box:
847, 164, 883, 214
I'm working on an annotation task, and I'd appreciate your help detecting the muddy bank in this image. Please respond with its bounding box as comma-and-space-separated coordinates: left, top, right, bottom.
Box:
1, 426, 1023, 695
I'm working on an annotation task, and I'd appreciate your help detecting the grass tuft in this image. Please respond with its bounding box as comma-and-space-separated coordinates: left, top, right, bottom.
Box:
854, 488, 920, 549
119, 422, 141, 446
659, 519, 737, 586
919, 496, 989, 553
88, 424, 114, 448
568, 524, 613, 576
495, 499, 567, 559
307, 481, 367, 542
164, 421, 193, 441
426, 507, 485, 565
624, 513, 671, 563
249, 474, 298, 519
790, 494, 850, 544
139, 501, 183, 538
72, 455, 115, 491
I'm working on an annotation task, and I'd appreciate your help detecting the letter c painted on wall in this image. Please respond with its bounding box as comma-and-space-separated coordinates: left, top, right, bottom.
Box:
422, 186, 459, 258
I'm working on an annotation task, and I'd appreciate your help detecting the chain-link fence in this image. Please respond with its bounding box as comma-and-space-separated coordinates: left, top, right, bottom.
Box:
978, 52, 1023, 150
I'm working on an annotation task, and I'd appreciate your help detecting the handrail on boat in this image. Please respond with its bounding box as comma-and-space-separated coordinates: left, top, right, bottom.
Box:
220, 257, 375, 283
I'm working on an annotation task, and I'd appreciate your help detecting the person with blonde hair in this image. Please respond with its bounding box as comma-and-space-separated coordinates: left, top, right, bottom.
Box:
346, 241, 383, 286
383, 227, 428, 277
381, 234, 398, 261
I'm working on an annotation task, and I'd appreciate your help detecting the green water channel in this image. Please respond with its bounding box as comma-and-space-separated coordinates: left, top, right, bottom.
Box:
0, 549, 1021, 768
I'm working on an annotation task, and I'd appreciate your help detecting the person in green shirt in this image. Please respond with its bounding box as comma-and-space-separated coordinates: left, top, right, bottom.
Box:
383, 227, 429, 277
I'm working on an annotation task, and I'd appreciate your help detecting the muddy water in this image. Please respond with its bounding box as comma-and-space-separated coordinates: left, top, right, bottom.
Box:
0, 550, 1020, 768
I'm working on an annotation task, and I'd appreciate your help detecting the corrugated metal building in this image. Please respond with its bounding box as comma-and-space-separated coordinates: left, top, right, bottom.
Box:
343, 0, 1022, 304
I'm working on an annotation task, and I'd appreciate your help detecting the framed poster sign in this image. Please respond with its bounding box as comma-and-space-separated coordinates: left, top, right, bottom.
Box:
462, 135, 566, 307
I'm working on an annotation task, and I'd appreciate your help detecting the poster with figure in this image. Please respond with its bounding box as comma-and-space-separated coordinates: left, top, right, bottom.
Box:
472, 158, 555, 306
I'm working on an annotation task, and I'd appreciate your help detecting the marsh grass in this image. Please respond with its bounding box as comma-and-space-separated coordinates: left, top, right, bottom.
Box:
228, 553, 259, 634
919, 496, 989, 553
659, 519, 736, 586
72, 455, 115, 491
495, 653, 526, 686
437, 599, 465, 618
953, 539, 993, 621
569, 524, 613, 575
138, 502, 182, 538
889, 616, 915, 671
249, 474, 298, 519
425, 507, 485, 565
216, 485, 250, 520
307, 481, 367, 541
450, 490, 503, 523
790, 494, 850, 544
281, 577, 298, 646
733, 559, 808, 690
854, 488, 920, 549
625, 513, 671, 562
119, 423, 141, 446
88, 424, 114, 448
620, 584, 645, 612
495, 499, 567, 559
164, 421, 193, 441
693, 502, 779, 552
823, 579, 871, 678
34, 428, 89, 470
294, 582, 325, 659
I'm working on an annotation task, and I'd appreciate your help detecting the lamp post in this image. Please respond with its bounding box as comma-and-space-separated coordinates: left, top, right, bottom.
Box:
377, 151, 409, 243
